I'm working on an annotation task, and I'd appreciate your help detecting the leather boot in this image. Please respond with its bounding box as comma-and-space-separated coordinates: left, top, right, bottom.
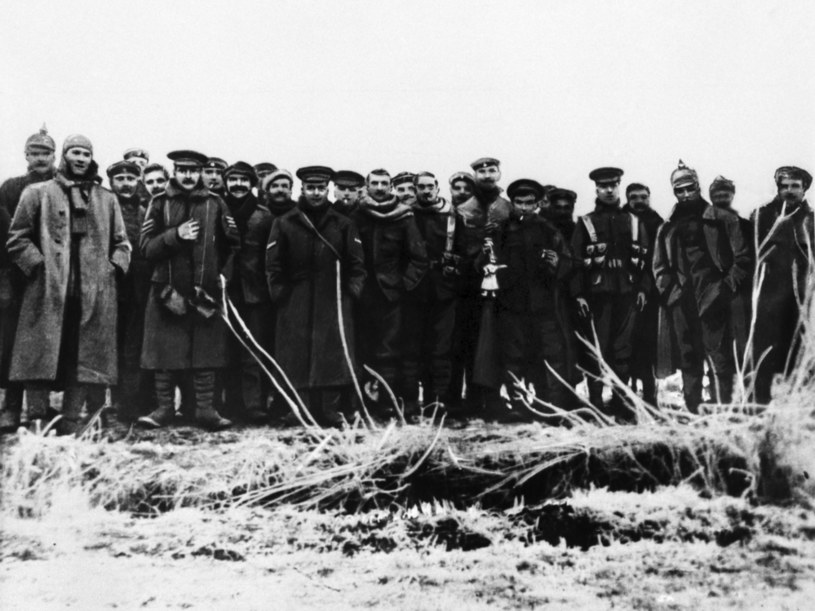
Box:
587, 380, 604, 411
58, 385, 86, 435
0, 385, 24, 432
194, 370, 231, 431
138, 371, 176, 428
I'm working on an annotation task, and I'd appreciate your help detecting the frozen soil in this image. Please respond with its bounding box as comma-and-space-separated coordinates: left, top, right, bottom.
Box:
2, 419, 815, 609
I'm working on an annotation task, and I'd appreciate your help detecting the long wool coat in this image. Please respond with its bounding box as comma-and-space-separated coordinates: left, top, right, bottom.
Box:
266, 204, 366, 389
139, 180, 240, 370
6, 173, 131, 384
653, 201, 751, 377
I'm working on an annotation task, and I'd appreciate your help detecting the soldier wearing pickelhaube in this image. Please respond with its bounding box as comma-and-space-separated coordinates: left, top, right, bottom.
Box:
0, 125, 58, 431
137, 149, 240, 431
653, 161, 750, 412
750, 166, 814, 404
571, 167, 650, 416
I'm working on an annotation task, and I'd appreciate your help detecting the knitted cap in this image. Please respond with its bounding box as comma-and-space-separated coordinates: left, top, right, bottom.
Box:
62, 134, 93, 155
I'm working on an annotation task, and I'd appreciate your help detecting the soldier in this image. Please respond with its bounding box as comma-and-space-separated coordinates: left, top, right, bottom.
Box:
107, 161, 154, 422
203, 157, 228, 198
653, 161, 750, 412
750, 166, 813, 404
709, 175, 753, 359
541, 187, 578, 241
450, 157, 512, 415
571, 167, 650, 416
222, 161, 273, 423
143, 163, 169, 197
262, 169, 296, 218
401, 171, 463, 416
622, 183, 663, 405
0, 126, 57, 431
254, 162, 278, 189
352, 169, 428, 414
123, 148, 152, 207
266, 166, 366, 426
137, 150, 240, 431
7, 135, 131, 434
449, 172, 475, 207
123, 148, 150, 171
333, 170, 364, 216
494, 179, 573, 415
393, 172, 418, 208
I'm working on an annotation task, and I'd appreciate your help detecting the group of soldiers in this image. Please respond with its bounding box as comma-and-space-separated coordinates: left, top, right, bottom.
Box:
0, 125, 811, 433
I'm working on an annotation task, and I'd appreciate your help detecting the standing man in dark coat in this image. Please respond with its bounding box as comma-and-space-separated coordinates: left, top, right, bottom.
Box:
266, 166, 366, 426
222, 161, 273, 423
107, 161, 155, 423
709, 175, 753, 359
653, 161, 751, 412
137, 150, 240, 431
7, 135, 131, 434
750, 166, 813, 404
333, 170, 365, 217
494, 179, 573, 414
622, 182, 663, 405
0, 126, 57, 430
351, 169, 428, 414
449, 158, 512, 414
571, 167, 650, 414
401, 172, 464, 416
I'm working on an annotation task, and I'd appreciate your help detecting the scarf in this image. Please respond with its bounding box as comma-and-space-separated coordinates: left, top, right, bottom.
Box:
669, 198, 708, 222
226, 192, 259, 238
56, 160, 100, 236
266, 196, 296, 217
413, 197, 451, 215
358, 193, 413, 221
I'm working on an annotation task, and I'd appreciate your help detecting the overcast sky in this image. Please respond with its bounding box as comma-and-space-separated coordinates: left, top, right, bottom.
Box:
1, 0, 812, 216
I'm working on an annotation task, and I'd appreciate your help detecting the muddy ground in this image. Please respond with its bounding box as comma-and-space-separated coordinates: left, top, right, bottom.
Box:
2, 417, 814, 610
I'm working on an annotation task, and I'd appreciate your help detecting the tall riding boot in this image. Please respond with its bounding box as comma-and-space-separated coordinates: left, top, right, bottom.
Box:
138, 371, 177, 428
682, 367, 703, 414
710, 373, 733, 405
59, 384, 86, 435
194, 370, 231, 431
319, 388, 344, 428
0, 384, 24, 432
641, 374, 657, 406
587, 380, 604, 411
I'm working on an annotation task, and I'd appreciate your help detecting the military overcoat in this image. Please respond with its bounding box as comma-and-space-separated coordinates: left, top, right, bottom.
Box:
139, 180, 239, 370
266, 203, 366, 388
6, 173, 131, 384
